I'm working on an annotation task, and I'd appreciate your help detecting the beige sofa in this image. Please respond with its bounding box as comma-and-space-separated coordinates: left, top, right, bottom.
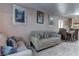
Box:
30, 31, 61, 51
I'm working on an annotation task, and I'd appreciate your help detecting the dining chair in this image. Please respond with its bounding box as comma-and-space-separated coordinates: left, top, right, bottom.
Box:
73, 29, 78, 41
58, 28, 68, 41
70, 29, 78, 42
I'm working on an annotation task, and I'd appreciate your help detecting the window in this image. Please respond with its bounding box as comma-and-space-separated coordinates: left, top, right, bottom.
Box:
58, 20, 64, 28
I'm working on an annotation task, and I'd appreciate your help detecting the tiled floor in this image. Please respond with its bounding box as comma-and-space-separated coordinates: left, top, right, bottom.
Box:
35, 33, 79, 56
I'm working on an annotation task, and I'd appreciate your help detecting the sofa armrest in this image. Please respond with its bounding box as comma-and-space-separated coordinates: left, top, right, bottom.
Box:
30, 37, 40, 49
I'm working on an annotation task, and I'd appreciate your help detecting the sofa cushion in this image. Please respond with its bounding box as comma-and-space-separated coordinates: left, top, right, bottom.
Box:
7, 49, 33, 56
41, 37, 57, 43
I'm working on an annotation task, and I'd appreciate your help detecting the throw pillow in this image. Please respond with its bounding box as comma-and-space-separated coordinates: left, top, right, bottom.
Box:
44, 32, 49, 38
1, 46, 17, 56
52, 32, 58, 37
33, 33, 40, 39
7, 38, 17, 49
49, 32, 52, 37
39, 33, 44, 39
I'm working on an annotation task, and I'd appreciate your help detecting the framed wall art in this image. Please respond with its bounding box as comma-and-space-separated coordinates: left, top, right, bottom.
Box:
13, 5, 27, 25
37, 11, 44, 24
48, 15, 54, 25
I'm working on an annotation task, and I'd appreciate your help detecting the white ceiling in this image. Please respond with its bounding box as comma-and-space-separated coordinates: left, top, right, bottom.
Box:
18, 3, 79, 17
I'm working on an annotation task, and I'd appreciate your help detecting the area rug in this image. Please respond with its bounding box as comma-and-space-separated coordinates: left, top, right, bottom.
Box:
35, 40, 79, 56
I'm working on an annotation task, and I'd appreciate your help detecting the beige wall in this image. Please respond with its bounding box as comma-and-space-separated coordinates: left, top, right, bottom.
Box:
0, 4, 67, 43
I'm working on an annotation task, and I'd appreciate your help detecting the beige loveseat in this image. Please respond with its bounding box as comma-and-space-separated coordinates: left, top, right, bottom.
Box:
30, 31, 61, 51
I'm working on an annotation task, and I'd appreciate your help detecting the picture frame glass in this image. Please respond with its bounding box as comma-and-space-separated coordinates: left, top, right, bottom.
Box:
48, 16, 54, 25
37, 11, 44, 24
15, 9, 25, 23
13, 5, 26, 25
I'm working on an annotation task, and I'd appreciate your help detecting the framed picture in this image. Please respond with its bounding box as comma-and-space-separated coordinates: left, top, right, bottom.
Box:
37, 11, 44, 24
48, 15, 54, 25
13, 5, 26, 25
